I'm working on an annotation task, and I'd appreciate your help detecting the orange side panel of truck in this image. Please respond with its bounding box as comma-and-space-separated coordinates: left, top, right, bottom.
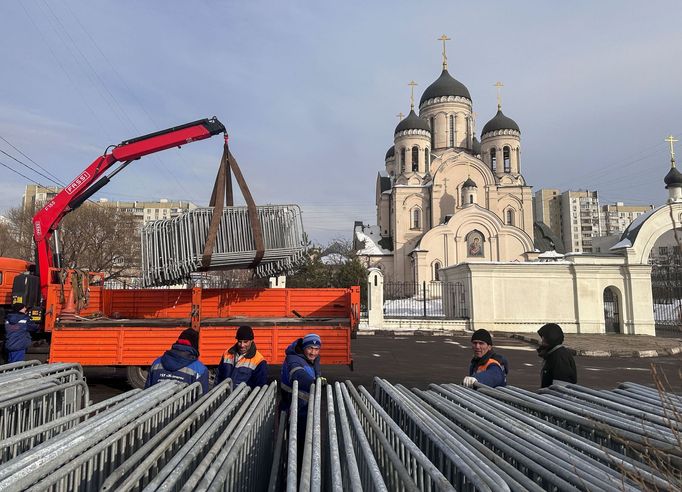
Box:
46, 278, 359, 367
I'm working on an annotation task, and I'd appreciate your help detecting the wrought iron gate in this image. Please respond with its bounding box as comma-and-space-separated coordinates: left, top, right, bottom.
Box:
383, 281, 467, 319
651, 262, 682, 337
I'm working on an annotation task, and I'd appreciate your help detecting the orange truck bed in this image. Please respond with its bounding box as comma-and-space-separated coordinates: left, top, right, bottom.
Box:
45, 279, 359, 367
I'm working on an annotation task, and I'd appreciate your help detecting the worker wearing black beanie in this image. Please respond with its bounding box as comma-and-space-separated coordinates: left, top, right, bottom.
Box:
463, 329, 509, 389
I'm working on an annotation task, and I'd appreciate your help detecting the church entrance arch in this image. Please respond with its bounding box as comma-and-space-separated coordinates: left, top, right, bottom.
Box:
603, 287, 621, 334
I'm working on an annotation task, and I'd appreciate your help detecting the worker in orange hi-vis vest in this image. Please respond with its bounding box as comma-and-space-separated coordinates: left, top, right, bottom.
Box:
462, 329, 509, 388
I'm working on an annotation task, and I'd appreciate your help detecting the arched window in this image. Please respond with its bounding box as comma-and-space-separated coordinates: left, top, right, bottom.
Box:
516, 148, 520, 172
425, 148, 430, 168
469, 195, 474, 204
490, 148, 497, 172
412, 146, 419, 172
449, 115, 455, 147
400, 147, 406, 173
433, 261, 441, 281
506, 209, 514, 225
430, 117, 435, 148
411, 207, 421, 230
503, 146, 511, 173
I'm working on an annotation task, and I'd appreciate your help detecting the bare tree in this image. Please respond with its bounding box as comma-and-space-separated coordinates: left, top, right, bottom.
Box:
0, 204, 141, 281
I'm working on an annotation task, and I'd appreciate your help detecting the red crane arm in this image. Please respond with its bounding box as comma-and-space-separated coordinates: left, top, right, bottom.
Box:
32, 117, 226, 297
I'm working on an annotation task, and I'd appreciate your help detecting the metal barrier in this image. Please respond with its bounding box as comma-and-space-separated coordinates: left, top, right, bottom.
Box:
0, 362, 679, 491
141, 205, 307, 286
0, 363, 88, 441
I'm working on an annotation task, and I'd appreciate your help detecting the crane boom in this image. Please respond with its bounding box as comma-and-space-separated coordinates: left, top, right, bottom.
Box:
32, 117, 226, 298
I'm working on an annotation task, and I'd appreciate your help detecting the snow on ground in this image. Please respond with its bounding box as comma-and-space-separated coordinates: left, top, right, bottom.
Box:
384, 298, 444, 317
654, 300, 682, 322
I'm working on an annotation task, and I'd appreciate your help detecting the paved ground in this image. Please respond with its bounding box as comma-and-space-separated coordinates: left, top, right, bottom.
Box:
84, 333, 682, 402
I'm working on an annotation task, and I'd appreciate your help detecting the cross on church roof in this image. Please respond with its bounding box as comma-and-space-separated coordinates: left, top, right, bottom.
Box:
494, 81, 504, 111
408, 81, 418, 110
438, 34, 451, 70
396, 112, 404, 121
666, 135, 678, 167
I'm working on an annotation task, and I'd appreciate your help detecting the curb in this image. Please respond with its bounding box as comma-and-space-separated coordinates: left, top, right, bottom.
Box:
356, 329, 468, 337
510, 333, 682, 358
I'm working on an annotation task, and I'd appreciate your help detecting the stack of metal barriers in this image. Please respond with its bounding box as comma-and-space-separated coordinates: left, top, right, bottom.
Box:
141, 205, 307, 287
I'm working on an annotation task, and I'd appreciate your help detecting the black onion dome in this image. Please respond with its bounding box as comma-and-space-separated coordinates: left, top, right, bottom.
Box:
664, 166, 682, 188
462, 177, 477, 188
481, 109, 520, 136
472, 137, 481, 155
420, 69, 471, 105
385, 145, 395, 160
394, 109, 431, 135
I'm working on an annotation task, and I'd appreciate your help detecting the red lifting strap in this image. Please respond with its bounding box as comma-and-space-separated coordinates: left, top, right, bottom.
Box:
201, 137, 265, 270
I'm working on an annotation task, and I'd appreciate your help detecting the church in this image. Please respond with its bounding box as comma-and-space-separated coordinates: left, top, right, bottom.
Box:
355, 41, 536, 283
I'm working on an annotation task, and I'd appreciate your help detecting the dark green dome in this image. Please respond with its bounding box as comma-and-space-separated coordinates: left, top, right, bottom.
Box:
385, 145, 395, 160
481, 109, 520, 136
664, 166, 682, 188
420, 69, 471, 106
394, 109, 431, 135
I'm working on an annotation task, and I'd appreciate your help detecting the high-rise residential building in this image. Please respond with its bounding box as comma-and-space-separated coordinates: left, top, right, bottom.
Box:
532, 188, 562, 239
561, 191, 601, 253
22, 184, 61, 211
600, 202, 653, 236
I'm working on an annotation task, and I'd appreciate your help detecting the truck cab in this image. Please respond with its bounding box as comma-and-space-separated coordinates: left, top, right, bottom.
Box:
0, 257, 33, 323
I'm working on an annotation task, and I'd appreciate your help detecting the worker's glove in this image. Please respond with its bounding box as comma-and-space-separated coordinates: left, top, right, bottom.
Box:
462, 376, 477, 388
318, 377, 328, 387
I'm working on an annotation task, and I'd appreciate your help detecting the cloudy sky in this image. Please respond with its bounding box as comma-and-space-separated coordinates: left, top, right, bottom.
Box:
1, 1, 680, 243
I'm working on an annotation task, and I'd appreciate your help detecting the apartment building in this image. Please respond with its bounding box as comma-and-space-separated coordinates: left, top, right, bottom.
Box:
600, 202, 653, 236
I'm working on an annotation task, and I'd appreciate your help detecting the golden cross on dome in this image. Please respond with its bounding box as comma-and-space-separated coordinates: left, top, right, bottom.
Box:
438, 34, 451, 70
396, 112, 404, 121
666, 135, 678, 166
408, 80, 418, 110
494, 81, 504, 110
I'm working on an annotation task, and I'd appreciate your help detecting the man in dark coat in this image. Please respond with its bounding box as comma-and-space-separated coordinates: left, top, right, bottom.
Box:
145, 328, 209, 394
4, 303, 39, 363
462, 328, 509, 388
216, 325, 267, 388
537, 323, 577, 388
280, 333, 322, 415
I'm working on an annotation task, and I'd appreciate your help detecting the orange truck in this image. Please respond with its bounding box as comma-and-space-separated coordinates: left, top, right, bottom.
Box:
1, 118, 359, 386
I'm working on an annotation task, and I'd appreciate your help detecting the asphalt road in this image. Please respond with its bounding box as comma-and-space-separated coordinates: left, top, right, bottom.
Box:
84, 333, 682, 402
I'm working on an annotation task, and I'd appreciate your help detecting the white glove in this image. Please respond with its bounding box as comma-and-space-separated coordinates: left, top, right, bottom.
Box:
462, 376, 477, 388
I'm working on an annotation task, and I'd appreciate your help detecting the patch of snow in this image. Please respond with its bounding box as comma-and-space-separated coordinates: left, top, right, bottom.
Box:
623, 206, 659, 234
384, 298, 444, 317
538, 250, 564, 261
355, 225, 391, 255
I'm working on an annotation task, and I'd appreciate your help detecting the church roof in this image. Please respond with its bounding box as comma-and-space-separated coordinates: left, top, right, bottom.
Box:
462, 177, 477, 188
664, 166, 682, 188
481, 109, 520, 136
533, 222, 565, 253
419, 69, 471, 105
385, 145, 395, 160
379, 176, 392, 193
395, 109, 431, 135
614, 206, 658, 249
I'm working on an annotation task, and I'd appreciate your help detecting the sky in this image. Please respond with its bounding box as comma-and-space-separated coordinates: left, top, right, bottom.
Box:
1, 1, 681, 244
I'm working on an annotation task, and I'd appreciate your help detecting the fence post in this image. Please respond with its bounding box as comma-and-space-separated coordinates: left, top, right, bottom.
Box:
423, 281, 427, 318
367, 268, 384, 329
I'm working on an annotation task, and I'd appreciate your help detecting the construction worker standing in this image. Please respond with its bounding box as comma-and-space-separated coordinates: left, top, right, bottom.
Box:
216, 325, 268, 388
4, 303, 39, 363
145, 328, 209, 394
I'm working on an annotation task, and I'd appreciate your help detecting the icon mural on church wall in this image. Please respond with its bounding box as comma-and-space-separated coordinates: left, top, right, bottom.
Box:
467, 231, 484, 257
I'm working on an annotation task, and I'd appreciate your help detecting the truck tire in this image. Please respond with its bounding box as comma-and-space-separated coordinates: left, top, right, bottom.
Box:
126, 366, 149, 389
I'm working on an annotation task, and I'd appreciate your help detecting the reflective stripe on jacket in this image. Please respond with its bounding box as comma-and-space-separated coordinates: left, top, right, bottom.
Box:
216, 343, 268, 388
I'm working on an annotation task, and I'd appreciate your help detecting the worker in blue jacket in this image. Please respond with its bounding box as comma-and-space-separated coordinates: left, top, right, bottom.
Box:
4, 303, 39, 363
216, 325, 267, 388
145, 328, 209, 394
280, 333, 323, 415
462, 329, 509, 388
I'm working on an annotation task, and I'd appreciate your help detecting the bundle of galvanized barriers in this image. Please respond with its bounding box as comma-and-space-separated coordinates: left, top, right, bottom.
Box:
0, 362, 679, 491
141, 205, 307, 287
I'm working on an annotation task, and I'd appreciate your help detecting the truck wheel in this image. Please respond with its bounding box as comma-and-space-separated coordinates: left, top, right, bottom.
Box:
126, 366, 149, 389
